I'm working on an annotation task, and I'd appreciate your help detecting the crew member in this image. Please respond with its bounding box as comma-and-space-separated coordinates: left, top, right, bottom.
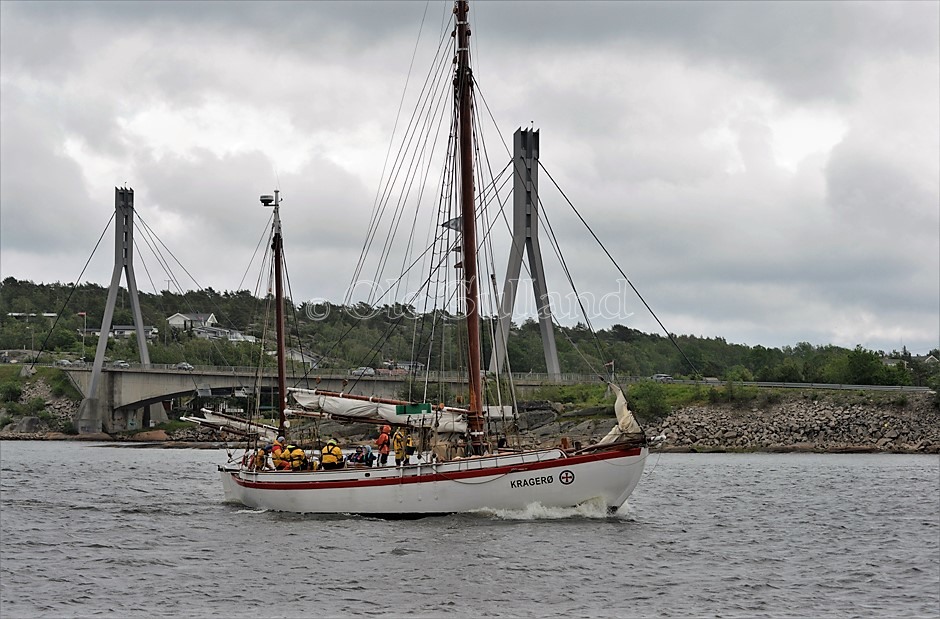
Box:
283, 442, 308, 471
252, 442, 272, 471
320, 438, 345, 470
272, 436, 290, 470
392, 426, 412, 466
375, 425, 391, 466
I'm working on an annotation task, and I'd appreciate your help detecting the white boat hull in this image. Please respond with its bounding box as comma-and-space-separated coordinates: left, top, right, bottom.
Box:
219, 445, 647, 515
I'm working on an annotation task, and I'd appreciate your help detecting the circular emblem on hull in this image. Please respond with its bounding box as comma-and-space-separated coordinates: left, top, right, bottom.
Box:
559, 469, 575, 485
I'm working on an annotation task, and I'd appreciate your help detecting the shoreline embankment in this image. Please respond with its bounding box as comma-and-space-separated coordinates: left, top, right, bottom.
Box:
2, 378, 938, 454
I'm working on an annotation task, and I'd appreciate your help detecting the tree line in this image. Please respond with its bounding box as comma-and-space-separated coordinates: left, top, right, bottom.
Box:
1, 277, 937, 389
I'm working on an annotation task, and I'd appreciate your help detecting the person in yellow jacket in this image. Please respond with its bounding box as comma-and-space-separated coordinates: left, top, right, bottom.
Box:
392, 427, 413, 466
252, 444, 271, 471
282, 443, 308, 471
271, 436, 290, 470
320, 438, 345, 470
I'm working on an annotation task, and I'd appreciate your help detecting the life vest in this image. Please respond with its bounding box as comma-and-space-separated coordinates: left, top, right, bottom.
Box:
392, 430, 409, 456
271, 442, 291, 470
284, 445, 306, 471
321, 443, 344, 466
376, 432, 390, 455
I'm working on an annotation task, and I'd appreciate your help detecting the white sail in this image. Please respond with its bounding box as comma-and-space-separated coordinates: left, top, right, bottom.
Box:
289, 388, 468, 433
181, 409, 280, 441
597, 383, 643, 444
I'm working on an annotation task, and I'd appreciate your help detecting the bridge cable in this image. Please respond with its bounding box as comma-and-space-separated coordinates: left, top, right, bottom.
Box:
28, 212, 115, 369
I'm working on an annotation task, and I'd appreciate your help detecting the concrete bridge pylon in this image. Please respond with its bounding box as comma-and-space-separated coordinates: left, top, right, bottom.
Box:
76, 187, 168, 434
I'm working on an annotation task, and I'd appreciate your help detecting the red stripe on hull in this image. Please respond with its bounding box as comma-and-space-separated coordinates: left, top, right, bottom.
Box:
229, 447, 642, 491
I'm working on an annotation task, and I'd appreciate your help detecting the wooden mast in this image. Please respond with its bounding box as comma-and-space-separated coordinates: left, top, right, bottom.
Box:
455, 0, 485, 454
270, 190, 288, 437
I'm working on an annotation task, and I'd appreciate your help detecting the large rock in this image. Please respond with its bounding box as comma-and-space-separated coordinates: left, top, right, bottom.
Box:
13, 416, 42, 433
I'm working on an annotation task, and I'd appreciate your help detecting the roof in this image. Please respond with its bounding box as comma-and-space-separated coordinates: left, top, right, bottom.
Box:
169, 312, 214, 320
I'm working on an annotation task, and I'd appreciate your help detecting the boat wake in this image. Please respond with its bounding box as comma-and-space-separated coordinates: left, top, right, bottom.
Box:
233, 508, 269, 515
476, 497, 625, 521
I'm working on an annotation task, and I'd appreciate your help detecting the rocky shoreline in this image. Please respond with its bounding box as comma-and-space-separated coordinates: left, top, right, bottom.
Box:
644, 392, 940, 454
2, 379, 938, 454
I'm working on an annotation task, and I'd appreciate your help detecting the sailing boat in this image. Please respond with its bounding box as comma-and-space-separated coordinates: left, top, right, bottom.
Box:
209, 0, 647, 515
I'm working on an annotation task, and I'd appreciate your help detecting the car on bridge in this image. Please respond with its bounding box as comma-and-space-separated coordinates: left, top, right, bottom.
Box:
54, 359, 72, 367
351, 366, 375, 376
651, 373, 673, 382
112, 360, 130, 369
175, 362, 194, 371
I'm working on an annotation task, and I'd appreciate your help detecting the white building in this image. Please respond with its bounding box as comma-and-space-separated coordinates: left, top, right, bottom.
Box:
167, 312, 218, 330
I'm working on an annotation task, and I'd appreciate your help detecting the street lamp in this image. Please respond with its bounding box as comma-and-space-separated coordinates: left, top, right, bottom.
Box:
79, 312, 87, 360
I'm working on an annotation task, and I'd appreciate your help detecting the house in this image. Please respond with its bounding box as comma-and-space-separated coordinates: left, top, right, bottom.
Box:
167, 312, 218, 330
82, 325, 158, 339
6, 312, 57, 319
193, 326, 256, 343
913, 354, 939, 365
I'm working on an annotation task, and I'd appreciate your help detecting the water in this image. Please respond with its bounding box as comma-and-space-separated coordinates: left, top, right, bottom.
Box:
1, 443, 937, 618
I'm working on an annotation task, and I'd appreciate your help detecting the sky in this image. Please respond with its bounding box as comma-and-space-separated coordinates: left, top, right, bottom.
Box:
1, 0, 938, 355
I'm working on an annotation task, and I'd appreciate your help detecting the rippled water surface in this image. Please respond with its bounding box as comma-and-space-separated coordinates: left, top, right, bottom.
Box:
1, 442, 937, 618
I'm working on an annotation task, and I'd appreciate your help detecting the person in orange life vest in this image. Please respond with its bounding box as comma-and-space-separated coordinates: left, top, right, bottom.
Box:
375, 425, 391, 466
272, 436, 291, 470
320, 438, 345, 470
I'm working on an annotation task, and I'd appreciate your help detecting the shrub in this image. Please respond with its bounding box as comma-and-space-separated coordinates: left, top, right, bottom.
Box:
761, 391, 783, 406
627, 382, 670, 420
0, 382, 22, 403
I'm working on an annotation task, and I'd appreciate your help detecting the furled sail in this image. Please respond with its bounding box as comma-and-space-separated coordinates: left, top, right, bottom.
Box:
181, 409, 280, 441
289, 388, 468, 433
597, 383, 643, 444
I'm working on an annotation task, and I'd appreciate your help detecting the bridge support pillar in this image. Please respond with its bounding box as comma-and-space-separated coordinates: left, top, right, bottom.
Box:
147, 403, 168, 426
76, 397, 105, 434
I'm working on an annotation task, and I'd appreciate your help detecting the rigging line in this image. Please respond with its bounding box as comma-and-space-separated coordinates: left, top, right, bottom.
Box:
135, 215, 238, 369
538, 205, 609, 380
367, 35, 454, 302
307, 223, 453, 381
131, 236, 202, 390
238, 211, 275, 292
538, 161, 700, 375
472, 80, 611, 380
329, 228, 463, 392
537, 198, 604, 359
348, 18, 453, 303
346, 0, 436, 299
469, 106, 523, 418
395, 62, 456, 302
280, 245, 314, 390
28, 212, 115, 368
318, 230, 462, 397
136, 215, 239, 335
471, 78, 540, 279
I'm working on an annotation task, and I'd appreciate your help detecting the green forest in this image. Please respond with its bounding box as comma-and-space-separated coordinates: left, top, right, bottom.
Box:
1, 277, 938, 389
